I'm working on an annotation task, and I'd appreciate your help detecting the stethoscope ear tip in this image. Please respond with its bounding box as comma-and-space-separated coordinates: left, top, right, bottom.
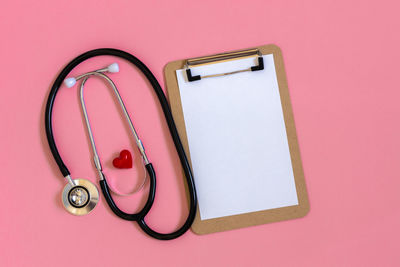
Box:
107, 63, 119, 73
64, 77, 77, 88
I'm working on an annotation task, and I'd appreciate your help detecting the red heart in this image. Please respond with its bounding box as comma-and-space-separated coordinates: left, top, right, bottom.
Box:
112, 149, 133, 169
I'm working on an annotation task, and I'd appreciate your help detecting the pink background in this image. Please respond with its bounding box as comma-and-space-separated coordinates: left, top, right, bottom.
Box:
1, 0, 399, 266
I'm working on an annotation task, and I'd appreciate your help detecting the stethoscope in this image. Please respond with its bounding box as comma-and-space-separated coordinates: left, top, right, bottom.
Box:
45, 48, 197, 240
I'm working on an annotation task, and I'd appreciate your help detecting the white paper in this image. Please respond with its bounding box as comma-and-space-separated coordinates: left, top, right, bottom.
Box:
176, 55, 298, 220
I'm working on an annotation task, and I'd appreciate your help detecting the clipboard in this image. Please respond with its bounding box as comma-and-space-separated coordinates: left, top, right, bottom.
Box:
164, 44, 309, 235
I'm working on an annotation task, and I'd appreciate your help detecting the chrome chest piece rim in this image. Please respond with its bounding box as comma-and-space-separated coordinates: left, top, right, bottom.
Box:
62, 178, 99, 215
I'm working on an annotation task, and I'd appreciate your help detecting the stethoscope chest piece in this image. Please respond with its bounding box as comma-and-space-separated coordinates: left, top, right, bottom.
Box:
62, 178, 99, 216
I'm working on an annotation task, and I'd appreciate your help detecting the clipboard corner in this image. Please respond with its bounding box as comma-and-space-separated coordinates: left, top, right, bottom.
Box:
164, 60, 181, 75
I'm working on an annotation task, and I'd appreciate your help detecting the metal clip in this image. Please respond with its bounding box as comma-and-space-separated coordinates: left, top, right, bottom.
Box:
184, 48, 264, 82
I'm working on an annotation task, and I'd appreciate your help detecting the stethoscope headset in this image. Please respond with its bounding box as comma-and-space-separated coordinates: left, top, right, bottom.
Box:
45, 48, 197, 240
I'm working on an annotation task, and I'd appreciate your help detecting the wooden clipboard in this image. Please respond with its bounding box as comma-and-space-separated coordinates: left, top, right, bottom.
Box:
164, 44, 309, 235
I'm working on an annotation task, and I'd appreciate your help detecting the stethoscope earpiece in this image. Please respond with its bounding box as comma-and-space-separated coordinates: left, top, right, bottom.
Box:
62, 178, 99, 216
63, 62, 119, 88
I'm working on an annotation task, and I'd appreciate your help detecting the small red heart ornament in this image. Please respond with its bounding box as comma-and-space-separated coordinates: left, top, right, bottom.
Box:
112, 149, 133, 169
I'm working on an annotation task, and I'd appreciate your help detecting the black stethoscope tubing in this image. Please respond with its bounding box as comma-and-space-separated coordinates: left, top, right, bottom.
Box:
45, 48, 197, 240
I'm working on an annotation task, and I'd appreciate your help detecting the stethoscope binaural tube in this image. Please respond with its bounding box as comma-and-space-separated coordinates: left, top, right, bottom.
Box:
78, 71, 154, 220
45, 48, 197, 240
79, 72, 148, 196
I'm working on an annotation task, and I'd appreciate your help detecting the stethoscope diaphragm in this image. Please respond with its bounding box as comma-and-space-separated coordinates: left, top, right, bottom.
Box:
62, 178, 99, 215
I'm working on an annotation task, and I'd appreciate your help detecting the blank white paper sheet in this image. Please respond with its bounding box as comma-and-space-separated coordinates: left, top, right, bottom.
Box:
176, 54, 298, 220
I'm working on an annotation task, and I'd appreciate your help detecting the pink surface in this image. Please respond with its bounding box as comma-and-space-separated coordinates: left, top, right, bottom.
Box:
1, 0, 399, 266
